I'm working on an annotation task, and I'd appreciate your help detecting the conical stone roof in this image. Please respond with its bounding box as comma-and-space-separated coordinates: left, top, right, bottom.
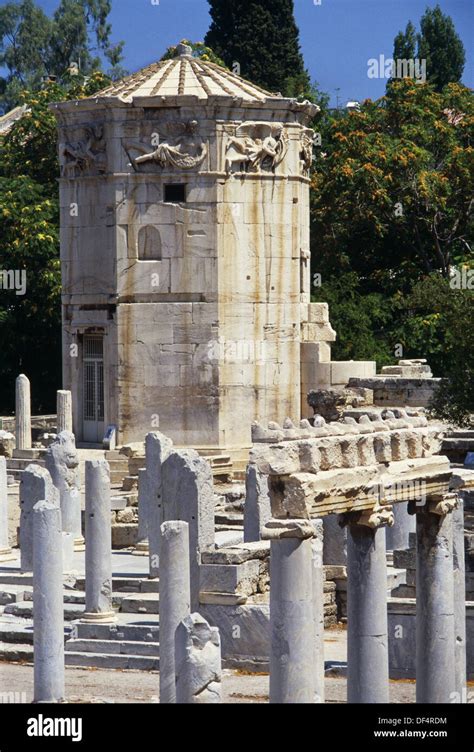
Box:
95, 43, 277, 104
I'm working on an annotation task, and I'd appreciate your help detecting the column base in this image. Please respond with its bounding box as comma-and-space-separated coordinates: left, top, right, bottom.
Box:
81, 611, 117, 624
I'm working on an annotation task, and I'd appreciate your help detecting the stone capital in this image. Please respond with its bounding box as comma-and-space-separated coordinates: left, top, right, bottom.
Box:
261, 518, 314, 541
341, 505, 394, 530
425, 492, 459, 517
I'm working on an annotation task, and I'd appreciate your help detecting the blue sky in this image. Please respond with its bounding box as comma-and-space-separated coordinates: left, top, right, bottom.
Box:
9, 0, 474, 106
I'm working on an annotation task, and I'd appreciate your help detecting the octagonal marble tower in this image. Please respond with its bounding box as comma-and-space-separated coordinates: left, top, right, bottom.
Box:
52, 43, 320, 455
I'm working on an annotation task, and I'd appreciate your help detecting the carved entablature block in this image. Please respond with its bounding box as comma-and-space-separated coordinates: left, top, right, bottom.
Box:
124, 120, 208, 172
224, 121, 288, 176
60, 124, 106, 178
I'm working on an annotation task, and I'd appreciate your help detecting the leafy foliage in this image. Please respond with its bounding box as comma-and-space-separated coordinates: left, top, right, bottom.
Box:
0, 74, 110, 413
392, 4, 465, 91
0, 0, 124, 110
311, 79, 474, 420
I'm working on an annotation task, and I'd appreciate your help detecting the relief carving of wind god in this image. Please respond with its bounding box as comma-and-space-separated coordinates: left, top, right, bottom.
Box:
124, 120, 208, 172
225, 122, 288, 176
60, 125, 106, 177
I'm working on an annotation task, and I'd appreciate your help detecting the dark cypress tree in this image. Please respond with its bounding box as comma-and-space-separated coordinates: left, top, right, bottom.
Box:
393, 21, 417, 63
205, 0, 310, 96
418, 4, 465, 91
391, 5, 465, 92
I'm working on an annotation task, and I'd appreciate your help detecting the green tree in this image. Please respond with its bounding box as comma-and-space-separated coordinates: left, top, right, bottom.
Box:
47, 0, 124, 81
391, 4, 465, 91
419, 4, 465, 91
401, 274, 474, 425
311, 79, 474, 285
393, 20, 417, 63
205, 0, 311, 96
310, 78, 474, 411
0, 0, 124, 110
0, 0, 52, 107
0, 73, 109, 413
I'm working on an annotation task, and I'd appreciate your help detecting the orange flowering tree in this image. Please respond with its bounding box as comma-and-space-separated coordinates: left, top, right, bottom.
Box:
310, 79, 474, 420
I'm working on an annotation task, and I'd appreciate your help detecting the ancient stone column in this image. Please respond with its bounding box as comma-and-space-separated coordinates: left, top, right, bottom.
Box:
0, 456, 13, 560
346, 507, 393, 703
243, 464, 271, 542
33, 499, 65, 703
15, 374, 31, 450
386, 501, 415, 551
134, 468, 149, 556
20, 465, 59, 572
161, 447, 214, 609
175, 613, 222, 704
323, 514, 347, 565
82, 460, 115, 623
263, 519, 315, 704
416, 496, 456, 703
56, 390, 73, 434
453, 497, 467, 701
145, 432, 173, 578
45, 431, 84, 549
312, 519, 325, 704
159, 521, 191, 704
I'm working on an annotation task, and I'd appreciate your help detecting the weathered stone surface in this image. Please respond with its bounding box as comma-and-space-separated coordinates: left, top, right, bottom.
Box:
267, 456, 451, 520
33, 499, 65, 702
162, 448, 215, 609
56, 390, 73, 434
416, 507, 455, 703
348, 376, 441, 408
145, 431, 173, 577
388, 600, 474, 681
347, 522, 389, 703
160, 521, 191, 704
83, 460, 115, 622
0, 431, 15, 458
200, 603, 269, 669
111, 523, 138, 548
15, 374, 31, 450
269, 533, 314, 703
244, 464, 270, 542
45, 431, 82, 544
323, 515, 347, 566
201, 541, 270, 565
175, 613, 222, 703
20, 464, 59, 572
55, 49, 318, 452
116, 507, 137, 524
199, 560, 260, 596
0, 457, 10, 555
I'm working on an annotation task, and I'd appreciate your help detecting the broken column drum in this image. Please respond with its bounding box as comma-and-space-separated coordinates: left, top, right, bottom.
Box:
83, 460, 115, 622
33, 499, 65, 703
15, 374, 31, 450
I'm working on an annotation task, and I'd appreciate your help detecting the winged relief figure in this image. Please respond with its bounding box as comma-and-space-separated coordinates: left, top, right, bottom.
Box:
225, 122, 288, 175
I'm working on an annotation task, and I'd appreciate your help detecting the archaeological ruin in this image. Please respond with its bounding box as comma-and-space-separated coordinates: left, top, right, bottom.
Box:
0, 43, 472, 709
